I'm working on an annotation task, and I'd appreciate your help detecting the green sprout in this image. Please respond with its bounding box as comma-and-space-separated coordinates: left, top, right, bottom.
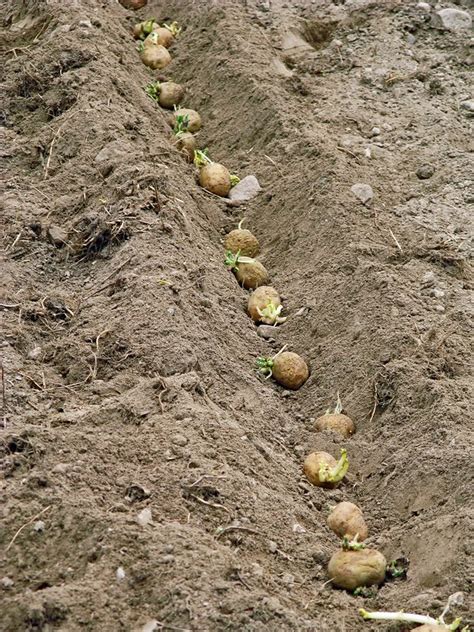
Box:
257, 301, 286, 325
145, 81, 161, 101
163, 21, 181, 37
342, 534, 365, 552
174, 114, 190, 137
136, 41, 145, 53
224, 249, 256, 271
230, 174, 240, 187
256, 345, 288, 379
193, 148, 212, 167
353, 587, 376, 598
142, 19, 157, 38
326, 391, 343, 415
386, 557, 409, 580
360, 592, 468, 630
319, 449, 349, 485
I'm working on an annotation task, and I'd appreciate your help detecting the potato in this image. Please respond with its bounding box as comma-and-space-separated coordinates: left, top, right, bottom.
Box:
272, 351, 308, 389
327, 502, 368, 541
328, 548, 386, 590
248, 286, 281, 323
174, 132, 196, 163
140, 44, 171, 70
225, 228, 260, 257
304, 449, 348, 488
133, 23, 144, 39
158, 82, 184, 109
171, 108, 201, 133
315, 413, 355, 438
199, 163, 231, 197
120, 0, 147, 9
152, 26, 174, 48
235, 260, 269, 289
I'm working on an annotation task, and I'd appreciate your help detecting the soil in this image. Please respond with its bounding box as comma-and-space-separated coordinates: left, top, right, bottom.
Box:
1, 0, 473, 630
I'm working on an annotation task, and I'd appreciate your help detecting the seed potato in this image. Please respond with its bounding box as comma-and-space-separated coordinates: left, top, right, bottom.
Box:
315, 413, 355, 438
199, 163, 231, 197
152, 26, 174, 48
247, 286, 281, 323
174, 132, 196, 163
327, 502, 368, 541
304, 450, 348, 488
120, 0, 147, 9
225, 228, 260, 257
158, 82, 184, 109
235, 261, 269, 289
328, 548, 386, 590
272, 351, 308, 389
172, 108, 201, 133
140, 44, 171, 70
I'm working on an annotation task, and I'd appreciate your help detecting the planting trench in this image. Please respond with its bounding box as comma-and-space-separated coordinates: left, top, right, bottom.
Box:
1, 0, 473, 630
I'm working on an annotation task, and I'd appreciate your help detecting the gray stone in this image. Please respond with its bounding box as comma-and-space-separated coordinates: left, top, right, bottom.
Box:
416, 164, 435, 179
171, 434, 188, 447
47, 225, 68, 247
228, 175, 262, 202
351, 183, 373, 205
257, 324, 280, 340
1, 577, 14, 590
460, 101, 474, 117
136, 507, 153, 527
417, 2, 430, 11
421, 271, 436, 287
433, 9, 472, 32
33, 520, 45, 532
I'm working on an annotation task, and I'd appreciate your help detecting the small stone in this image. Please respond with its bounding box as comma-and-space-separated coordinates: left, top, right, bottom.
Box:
369, 126, 381, 137
416, 164, 435, 179
171, 434, 188, 447
228, 175, 261, 202
421, 271, 436, 287
33, 520, 45, 532
136, 507, 153, 527
281, 573, 295, 587
125, 483, 151, 502
430, 288, 445, 299
292, 522, 307, 533
351, 183, 373, 205
435, 304, 445, 312
433, 9, 472, 32
142, 621, 159, 632
27, 346, 42, 360
417, 2, 431, 11
78, 19, 92, 28
346, 33, 358, 42
52, 462, 71, 474
158, 554, 175, 564
268, 540, 278, 553
116, 566, 126, 581
1, 577, 14, 590
460, 101, 474, 118
406, 33, 417, 46
47, 225, 68, 247
257, 324, 280, 340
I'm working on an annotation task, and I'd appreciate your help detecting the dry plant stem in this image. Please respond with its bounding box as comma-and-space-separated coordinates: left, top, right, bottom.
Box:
189, 494, 231, 515
388, 227, 403, 253
6, 505, 52, 552
368, 382, 378, 423
83, 255, 135, 300
44, 109, 84, 179
1, 362, 6, 429
187, 474, 227, 488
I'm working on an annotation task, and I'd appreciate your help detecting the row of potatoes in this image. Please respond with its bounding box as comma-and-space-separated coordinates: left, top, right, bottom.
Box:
120, 3, 464, 629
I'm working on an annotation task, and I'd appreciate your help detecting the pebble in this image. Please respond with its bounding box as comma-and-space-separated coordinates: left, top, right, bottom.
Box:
417, 2, 430, 11
421, 271, 436, 286
78, 19, 92, 28
27, 346, 42, 360
33, 520, 45, 532
460, 101, 474, 117
351, 183, 373, 205
116, 566, 126, 581
171, 434, 188, 447
228, 175, 261, 202
1, 577, 14, 590
416, 164, 435, 179
136, 507, 153, 527
257, 324, 280, 340
142, 621, 159, 632
47, 225, 68, 247
268, 540, 278, 553
434, 9, 472, 32
52, 462, 72, 474
369, 126, 381, 137
430, 288, 445, 299
292, 522, 307, 533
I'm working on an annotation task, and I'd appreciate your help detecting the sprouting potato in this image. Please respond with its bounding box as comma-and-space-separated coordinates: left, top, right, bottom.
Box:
257, 346, 309, 390
152, 27, 174, 48
174, 132, 196, 163
171, 108, 201, 133
158, 82, 185, 109
327, 502, 368, 541
328, 547, 386, 590
199, 163, 232, 197
225, 220, 260, 257
247, 286, 286, 325
140, 42, 171, 70
133, 19, 156, 39
314, 394, 355, 438
120, 0, 147, 9
225, 250, 269, 289
303, 449, 348, 488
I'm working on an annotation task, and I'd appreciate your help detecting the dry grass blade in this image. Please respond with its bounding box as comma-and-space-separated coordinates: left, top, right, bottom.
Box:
6, 506, 52, 552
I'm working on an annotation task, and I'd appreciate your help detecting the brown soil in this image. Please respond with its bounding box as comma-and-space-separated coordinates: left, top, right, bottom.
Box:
1, 0, 473, 630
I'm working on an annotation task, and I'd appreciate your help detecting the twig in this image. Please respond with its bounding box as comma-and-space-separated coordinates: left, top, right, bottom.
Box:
0, 303, 21, 309
368, 382, 378, 424
152, 620, 191, 632
215, 525, 260, 539
6, 505, 52, 551
1, 362, 6, 429
44, 109, 85, 179
5, 230, 23, 253
89, 330, 110, 381
336, 146, 360, 161
263, 154, 284, 178
388, 228, 403, 253
187, 474, 227, 488
189, 494, 231, 515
